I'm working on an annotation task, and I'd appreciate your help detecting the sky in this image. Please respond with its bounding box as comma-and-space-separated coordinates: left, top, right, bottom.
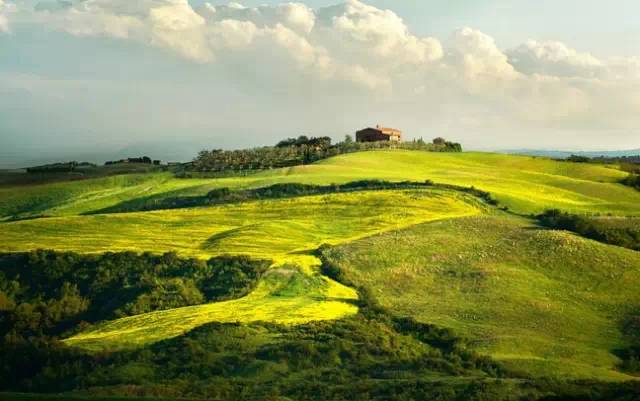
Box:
1, 0, 640, 167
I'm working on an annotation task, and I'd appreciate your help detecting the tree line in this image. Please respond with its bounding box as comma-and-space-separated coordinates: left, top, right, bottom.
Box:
0, 251, 270, 340
26, 161, 96, 174
537, 209, 640, 252
104, 156, 161, 166
191, 135, 462, 173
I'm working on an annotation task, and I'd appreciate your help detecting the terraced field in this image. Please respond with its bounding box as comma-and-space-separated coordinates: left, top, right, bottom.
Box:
323, 214, 640, 381
3, 151, 639, 221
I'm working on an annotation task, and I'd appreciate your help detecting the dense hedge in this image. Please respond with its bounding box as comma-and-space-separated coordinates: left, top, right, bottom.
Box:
0, 251, 270, 339
537, 209, 640, 251
622, 174, 640, 190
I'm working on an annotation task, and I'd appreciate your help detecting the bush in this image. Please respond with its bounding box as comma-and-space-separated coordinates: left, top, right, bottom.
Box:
537, 210, 640, 251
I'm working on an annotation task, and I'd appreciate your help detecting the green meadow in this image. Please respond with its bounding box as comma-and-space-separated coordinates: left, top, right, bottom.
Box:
0, 189, 482, 258
323, 214, 640, 380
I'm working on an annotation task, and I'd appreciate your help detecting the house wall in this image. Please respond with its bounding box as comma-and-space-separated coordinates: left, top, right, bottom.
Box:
356, 128, 399, 142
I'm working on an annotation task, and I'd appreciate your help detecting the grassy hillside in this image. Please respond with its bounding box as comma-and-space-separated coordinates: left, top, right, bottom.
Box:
0, 173, 215, 222
1, 149, 639, 382
0, 189, 482, 258
0, 189, 484, 351
2, 151, 639, 220
322, 214, 640, 381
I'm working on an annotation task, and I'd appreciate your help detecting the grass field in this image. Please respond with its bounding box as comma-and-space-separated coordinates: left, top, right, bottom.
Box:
1, 150, 639, 379
0, 189, 484, 350
0, 189, 483, 258
2, 151, 639, 220
323, 214, 640, 381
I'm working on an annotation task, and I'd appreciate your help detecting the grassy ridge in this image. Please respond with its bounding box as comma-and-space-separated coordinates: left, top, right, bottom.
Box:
322, 214, 640, 380
2, 151, 639, 220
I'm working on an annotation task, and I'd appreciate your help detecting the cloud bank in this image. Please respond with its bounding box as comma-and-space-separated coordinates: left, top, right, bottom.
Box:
2, 0, 640, 153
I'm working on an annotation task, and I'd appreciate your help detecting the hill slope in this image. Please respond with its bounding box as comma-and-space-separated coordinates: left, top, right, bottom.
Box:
322, 214, 640, 381
0, 189, 485, 351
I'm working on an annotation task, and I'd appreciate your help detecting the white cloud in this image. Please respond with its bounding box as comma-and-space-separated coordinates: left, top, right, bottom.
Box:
507, 40, 603, 78
506, 40, 640, 82
314, 0, 443, 66
197, 2, 316, 34
0, 0, 14, 33
447, 27, 518, 82
30, 0, 211, 60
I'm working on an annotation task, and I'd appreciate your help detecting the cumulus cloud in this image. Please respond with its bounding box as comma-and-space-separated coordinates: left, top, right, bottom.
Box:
448, 28, 518, 80
506, 39, 640, 83
29, 0, 211, 60
0, 0, 15, 33
4, 0, 640, 147
197, 2, 316, 34
507, 40, 603, 78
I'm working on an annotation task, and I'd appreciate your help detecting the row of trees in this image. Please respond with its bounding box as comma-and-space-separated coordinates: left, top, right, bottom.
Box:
104, 156, 161, 165
26, 161, 96, 173
191, 136, 462, 173
537, 209, 640, 251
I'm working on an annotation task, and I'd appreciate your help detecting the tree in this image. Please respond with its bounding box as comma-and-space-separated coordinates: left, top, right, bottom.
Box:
433, 137, 446, 145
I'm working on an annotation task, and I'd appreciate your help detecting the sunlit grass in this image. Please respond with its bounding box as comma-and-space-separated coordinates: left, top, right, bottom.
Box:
324, 214, 640, 381
0, 190, 482, 258
0, 190, 484, 351
64, 257, 359, 352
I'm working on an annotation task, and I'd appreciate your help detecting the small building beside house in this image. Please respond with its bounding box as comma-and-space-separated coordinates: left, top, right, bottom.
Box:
356, 125, 402, 142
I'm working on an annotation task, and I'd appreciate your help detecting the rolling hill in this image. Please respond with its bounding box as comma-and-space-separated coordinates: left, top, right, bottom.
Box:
1, 149, 639, 399
321, 214, 640, 381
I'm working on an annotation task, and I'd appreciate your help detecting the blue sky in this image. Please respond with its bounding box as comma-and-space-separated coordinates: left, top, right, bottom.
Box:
1, 0, 640, 167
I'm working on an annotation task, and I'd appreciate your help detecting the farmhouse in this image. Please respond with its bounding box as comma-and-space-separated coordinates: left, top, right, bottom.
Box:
356, 125, 402, 142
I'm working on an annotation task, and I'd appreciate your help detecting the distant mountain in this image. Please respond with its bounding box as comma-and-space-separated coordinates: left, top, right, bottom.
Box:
499, 148, 640, 159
